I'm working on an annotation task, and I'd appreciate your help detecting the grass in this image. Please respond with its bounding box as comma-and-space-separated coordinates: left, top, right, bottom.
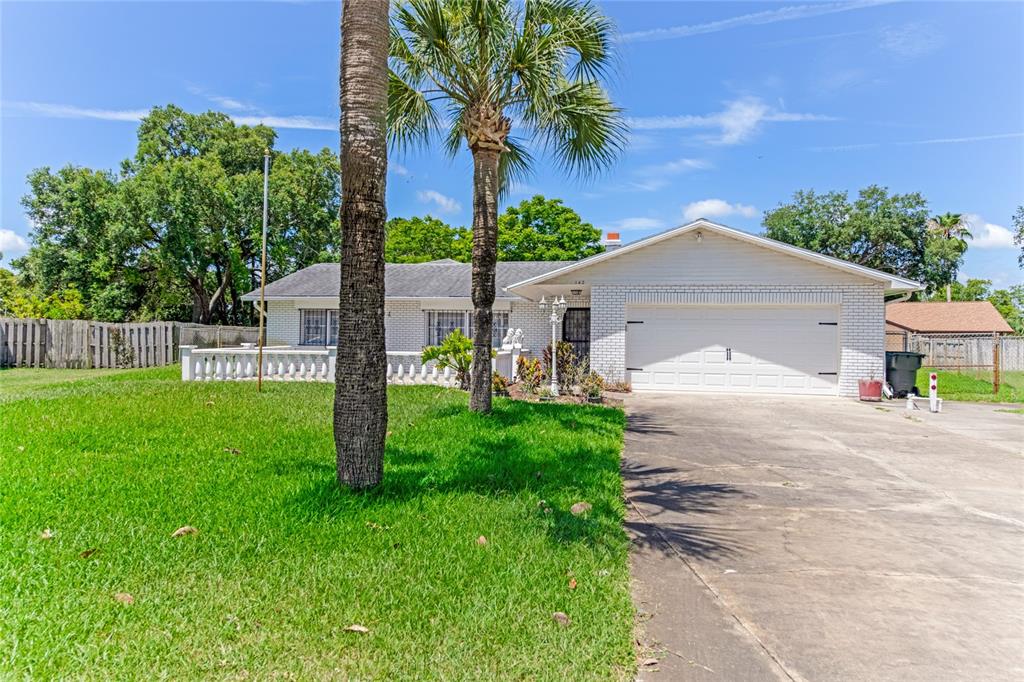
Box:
916, 368, 1024, 403
0, 367, 633, 680
0, 366, 132, 400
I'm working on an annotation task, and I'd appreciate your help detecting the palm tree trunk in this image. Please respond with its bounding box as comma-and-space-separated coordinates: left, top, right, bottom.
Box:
946, 283, 951, 302
334, 0, 390, 489
469, 148, 500, 413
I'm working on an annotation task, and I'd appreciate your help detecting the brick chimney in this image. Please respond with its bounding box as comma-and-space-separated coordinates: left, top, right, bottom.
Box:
602, 231, 622, 251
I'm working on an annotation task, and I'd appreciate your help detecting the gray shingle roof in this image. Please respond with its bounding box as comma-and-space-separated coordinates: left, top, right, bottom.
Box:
241, 260, 571, 301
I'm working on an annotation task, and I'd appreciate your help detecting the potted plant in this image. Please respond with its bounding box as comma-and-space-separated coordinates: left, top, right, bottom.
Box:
536, 385, 556, 402
858, 375, 883, 402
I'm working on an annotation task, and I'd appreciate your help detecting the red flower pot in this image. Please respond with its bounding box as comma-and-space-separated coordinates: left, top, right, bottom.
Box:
858, 378, 883, 402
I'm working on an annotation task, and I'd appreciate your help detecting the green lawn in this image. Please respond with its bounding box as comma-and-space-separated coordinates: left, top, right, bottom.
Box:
0, 367, 633, 680
916, 368, 1024, 403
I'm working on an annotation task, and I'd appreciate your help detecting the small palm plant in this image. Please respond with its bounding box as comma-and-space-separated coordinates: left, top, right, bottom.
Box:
389, 0, 626, 413
421, 329, 474, 389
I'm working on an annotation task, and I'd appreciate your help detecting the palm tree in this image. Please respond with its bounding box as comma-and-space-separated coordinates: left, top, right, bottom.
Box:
388, 0, 626, 413
335, 0, 391, 489
927, 212, 972, 301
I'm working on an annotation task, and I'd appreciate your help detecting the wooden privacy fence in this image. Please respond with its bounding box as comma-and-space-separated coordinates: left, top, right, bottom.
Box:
907, 334, 1024, 372
0, 318, 260, 369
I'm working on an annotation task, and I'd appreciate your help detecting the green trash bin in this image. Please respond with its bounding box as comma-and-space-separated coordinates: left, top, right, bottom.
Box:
885, 351, 925, 398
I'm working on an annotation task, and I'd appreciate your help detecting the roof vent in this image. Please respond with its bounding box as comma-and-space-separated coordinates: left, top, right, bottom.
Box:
602, 231, 622, 252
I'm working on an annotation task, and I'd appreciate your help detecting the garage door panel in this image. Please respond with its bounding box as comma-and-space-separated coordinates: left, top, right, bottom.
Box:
626, 305, 839, 396
700, 373, 724, 386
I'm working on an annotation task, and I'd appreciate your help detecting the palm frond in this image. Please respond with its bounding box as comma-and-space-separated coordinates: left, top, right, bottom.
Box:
526, 79, 627, 178
387, 70, 439, 151
498, 136, 534, 199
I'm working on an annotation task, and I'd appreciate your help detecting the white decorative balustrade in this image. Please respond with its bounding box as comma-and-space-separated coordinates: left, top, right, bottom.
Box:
180, 329, 527, 387
181, 346, 335, 382
386, 352, 458, 387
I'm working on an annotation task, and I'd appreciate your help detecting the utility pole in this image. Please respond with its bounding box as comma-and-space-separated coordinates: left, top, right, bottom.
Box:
257, 148, 270, 391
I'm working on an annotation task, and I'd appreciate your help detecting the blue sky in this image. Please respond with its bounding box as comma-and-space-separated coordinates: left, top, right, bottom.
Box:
2, 1, 1022, 286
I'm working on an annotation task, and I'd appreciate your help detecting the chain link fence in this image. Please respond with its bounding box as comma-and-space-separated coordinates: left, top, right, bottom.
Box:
885, 330, 1024, 395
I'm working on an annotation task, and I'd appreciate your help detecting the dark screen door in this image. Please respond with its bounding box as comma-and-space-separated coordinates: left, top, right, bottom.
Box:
563, 308, 590, 361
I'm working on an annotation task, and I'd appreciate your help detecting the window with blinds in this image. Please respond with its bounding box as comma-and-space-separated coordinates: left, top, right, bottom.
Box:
425, 310, 510, 347
299, 309, 339, 346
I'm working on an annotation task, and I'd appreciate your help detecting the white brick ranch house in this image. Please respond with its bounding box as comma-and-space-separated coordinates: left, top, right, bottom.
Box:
240, 219, 920, 397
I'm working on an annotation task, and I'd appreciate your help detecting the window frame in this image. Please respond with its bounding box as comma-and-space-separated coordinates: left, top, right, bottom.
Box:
424, 309, 510, 348
298, 308, 339, 346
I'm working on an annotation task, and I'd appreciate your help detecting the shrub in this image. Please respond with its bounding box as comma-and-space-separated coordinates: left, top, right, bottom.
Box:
421, 329, 473, 390
606, 380, 631, 393
580, 371, 605, 398
492, 371, 509, 395
516, 356, 544, 394
542, 341, 576, 383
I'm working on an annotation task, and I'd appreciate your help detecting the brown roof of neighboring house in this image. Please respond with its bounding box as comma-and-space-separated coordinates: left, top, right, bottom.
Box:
885, 301, 1014, 334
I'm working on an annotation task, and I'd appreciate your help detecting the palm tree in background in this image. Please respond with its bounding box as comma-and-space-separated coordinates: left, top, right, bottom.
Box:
927, 212, 972, 301
335, 0, 391, 489
388, 0, 626, 412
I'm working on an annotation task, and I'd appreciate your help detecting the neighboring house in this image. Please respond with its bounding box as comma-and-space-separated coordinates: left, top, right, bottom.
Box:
884, 300, 1015, 352
242, 219, 920, 397
885, 301, 1014, 336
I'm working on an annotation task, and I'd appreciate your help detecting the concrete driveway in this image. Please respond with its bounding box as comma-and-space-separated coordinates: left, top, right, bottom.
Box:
625, 394, 1024, 681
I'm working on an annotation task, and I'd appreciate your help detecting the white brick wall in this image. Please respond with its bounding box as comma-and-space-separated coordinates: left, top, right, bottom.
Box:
266, 300, 300, 346
267, 284, 886, 397
510, 293, 590, 356
590, 283, 885, 397
385, 300, 425, 351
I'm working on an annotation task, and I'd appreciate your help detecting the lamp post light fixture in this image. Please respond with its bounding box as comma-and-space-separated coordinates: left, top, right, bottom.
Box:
538, 294, 568, 396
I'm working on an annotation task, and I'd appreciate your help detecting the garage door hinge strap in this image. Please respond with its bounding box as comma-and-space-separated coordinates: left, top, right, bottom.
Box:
818, 322, 838, 326
627, 367, 643, 371
626, 320, 644, 324
818, 372, 837, 375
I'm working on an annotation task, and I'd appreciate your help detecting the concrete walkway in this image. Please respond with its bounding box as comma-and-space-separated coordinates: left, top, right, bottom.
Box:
624, 394, 1024, 681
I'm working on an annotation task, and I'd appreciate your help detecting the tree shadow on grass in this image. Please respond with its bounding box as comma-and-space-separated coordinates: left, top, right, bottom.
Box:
289, 397, 743, 559
622, 460, 748, 561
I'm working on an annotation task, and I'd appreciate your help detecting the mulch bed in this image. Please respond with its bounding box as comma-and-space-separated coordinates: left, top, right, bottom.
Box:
502, 384, 628, 407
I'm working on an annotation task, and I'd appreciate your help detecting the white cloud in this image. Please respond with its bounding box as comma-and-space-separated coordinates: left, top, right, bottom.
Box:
608, 217, 667, 231
0, 229, 29, 259
811, 131, 1024, 152
682, 199, 758, 223
626, 178, 670, 192
186, 84, 263, 113
4, 101, 149, 122
230, 114, 334, 131
390, 162, 410, 176
417, 189, 461, 213
628, 97, 836, 145
637, 157, 710, 175
621, 0, 891, 43
4, 100, 335, 131
878, 22, 945, 59
965, 214, 1016, 250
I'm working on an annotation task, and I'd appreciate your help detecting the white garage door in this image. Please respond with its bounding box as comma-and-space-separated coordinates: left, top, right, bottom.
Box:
626, 305, 839, 395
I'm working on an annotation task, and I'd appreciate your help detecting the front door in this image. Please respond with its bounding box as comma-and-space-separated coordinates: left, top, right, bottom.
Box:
563, 308, 590, 361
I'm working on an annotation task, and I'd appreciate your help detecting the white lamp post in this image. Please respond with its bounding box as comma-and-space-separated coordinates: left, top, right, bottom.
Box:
539, 295, 568, 396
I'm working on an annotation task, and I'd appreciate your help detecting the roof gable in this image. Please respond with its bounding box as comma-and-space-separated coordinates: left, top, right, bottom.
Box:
507, 219, 921, 294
